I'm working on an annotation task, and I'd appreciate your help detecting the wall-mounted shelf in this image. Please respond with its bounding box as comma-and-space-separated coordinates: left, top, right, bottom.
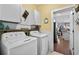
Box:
0, 29, 33, 32
0, 28, 39, 33
0, 20, 20, 24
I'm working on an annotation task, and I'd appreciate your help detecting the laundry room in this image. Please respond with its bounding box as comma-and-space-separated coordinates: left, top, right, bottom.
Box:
0, 4, 79, 55
0, 4, 49, 55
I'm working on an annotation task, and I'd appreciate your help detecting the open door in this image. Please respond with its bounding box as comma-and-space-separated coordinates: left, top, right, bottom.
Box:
69, 10, 74, 55
73, 10, 79, 55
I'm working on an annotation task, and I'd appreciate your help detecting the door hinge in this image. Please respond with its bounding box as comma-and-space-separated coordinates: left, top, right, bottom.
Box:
72, 48, 74, 50
72, 48, 74, 55
72, 13, 74, 15
72, 30, 74, 33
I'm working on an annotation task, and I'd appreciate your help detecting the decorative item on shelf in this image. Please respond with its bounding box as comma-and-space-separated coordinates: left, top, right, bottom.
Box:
0, 22, 4, 30
22, 10, 29, 21
5, 25, 10, 30
44, 18, 48, 24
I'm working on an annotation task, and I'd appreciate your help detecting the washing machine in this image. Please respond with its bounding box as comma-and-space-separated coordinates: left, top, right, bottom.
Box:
30, 31, 48, 55
1, 32, 37, 55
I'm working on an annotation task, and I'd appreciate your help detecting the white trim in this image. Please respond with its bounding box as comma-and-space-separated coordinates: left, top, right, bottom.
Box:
51, 5, 75, 54
52, 5, 75, 13
50, 9, 54, 52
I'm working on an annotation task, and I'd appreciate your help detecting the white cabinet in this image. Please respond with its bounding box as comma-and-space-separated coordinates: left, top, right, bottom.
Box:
21, 9, 35, 25
21, 9, 40, 25
0, 4, 21, 23
0, 4, 41, 25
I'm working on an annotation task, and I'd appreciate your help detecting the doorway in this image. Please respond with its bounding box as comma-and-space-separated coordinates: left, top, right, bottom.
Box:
54, 22, 71, 55
52, 6, 74, 55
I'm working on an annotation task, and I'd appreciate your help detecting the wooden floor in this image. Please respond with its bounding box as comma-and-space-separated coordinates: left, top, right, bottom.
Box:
54, 37, 72, 55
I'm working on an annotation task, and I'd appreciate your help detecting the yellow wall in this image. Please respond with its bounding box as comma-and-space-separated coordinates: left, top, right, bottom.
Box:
22, 4, 73, 32
36, 4, 72, 32
22, 4, 36, 10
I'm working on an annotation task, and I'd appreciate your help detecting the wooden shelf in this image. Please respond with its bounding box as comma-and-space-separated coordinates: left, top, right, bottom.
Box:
0, 29, 37, 32
0, 20, 20, 24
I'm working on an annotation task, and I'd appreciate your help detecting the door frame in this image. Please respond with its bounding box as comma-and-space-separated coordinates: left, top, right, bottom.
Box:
51, 5, 75, 54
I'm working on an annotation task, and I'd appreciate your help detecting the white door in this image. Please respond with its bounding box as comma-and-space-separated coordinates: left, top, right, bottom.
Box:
69, 10, 74, 54
73, 11, 79, 55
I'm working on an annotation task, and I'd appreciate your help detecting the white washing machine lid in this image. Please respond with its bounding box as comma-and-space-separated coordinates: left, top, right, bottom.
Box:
2, 36, 37, 49
30, 31, 48, 37
2, 32, 37, 49
2, 32, 28, 43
